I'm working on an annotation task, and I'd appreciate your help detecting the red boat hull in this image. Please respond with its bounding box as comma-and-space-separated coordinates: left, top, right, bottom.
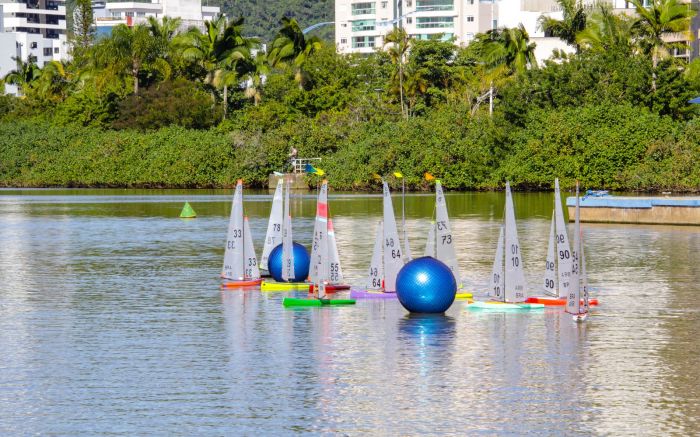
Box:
309, 283, 351, 294
525, 296, 599, 306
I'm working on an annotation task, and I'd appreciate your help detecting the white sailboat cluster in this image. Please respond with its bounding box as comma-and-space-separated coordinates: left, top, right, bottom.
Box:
424, 181, 462, 289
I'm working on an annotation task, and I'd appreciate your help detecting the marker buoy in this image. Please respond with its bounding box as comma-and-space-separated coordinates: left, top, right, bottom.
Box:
180, 202, 197, 218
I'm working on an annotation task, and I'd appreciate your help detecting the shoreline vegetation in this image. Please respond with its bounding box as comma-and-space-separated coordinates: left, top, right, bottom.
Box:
1, 1, 700, 192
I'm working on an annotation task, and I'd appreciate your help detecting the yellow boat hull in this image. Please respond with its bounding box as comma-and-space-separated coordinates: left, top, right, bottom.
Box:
260, 281, 310, 292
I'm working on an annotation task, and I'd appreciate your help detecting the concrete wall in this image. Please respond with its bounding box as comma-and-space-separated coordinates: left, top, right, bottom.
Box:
568, 206, 700, 226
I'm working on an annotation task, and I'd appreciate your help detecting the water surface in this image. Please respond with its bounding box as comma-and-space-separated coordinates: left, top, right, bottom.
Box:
0, 189, 698, 435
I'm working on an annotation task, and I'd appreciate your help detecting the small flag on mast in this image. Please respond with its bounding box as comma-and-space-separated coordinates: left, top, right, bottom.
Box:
305, 164, 325, 176
393, 172, 403, 178
424, 172, 435, 181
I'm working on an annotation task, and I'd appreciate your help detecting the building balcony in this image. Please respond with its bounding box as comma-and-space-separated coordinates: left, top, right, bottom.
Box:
1, 3, 66, 15
104, 2, 163, 12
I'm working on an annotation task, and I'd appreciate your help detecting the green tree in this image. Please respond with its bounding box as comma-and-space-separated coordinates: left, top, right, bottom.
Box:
71, 0, 95, 64
631, 0, 694, 91
483, 25, 537, 74
538, 0, 587, 52
2, 57, 41, 96
268, 17, 322, 89
576, 3, 635, 53
383, 27, 411, 119
107, 24, 166, 94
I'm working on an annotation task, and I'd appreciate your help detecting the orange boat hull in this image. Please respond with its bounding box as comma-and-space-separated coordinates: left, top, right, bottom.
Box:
220, 278, 263, 289
525, 296, 599, 306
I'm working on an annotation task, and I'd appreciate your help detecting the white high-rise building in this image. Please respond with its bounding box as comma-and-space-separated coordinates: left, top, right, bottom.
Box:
335, 0, 577, 61
93, 0, 220, 34
0, 0, 67, 93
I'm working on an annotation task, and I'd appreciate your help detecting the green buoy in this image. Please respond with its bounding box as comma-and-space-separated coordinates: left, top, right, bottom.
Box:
179, 201, 197, 218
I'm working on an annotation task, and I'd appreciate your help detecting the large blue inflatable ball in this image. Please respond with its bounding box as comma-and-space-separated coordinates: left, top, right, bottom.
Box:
268, 242, 310, 282
396, 256, 457, 314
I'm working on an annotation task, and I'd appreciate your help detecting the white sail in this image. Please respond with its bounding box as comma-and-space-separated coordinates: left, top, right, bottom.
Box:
566, 184, 582, 314
403, 231, 413, 262
424, 220, 436, 257
554, 178, 573, 298
489, 225, 505, 301
504, 182, 527, 302
435, 181, 462, 287
328, 219, 343, 284
382, 182, 405, 292
542, 212, 557, 297
367, 221, 384, 290
222, 181, 245, 280
309, 181, 329, 284
282, 179, 295, 282
260, 178, 284, 271
400, 177, 412, 262
315, 205, 330, 298
243, 217, 261, 279
581, 231, 589, 313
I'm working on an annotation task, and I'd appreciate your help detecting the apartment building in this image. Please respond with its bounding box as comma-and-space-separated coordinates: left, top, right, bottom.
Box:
93, 0, 219, 34
0, 0, 67, 92
336, 0, 700, 63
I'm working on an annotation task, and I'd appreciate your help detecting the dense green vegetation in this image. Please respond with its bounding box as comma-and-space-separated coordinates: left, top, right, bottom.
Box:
1, 0, 700, 191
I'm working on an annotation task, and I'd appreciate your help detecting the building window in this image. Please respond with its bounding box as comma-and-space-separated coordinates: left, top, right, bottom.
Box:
416, 16, 454, 28
137, 11, 145, 17
416, 0, 453, 11
492, 19, 497, 28
125, 11, 134, 17
341, 38, 347, 44
351, 2, 376, 15
467, 0, 474, 4
111, 11, 121, 18
54, 47, 59, 53
30, 42, 37, 48
352, 35, 375, 48
43, 47, 52, 56
407, 0, 412, 6
466, 16, 474, 22
381, 0, 387, 7
406, 17, 412, 24
352, 19, 376, 31
412, 33, 453, 41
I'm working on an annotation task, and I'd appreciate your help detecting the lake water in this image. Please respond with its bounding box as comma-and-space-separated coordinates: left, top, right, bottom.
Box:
0, 188, 699, 435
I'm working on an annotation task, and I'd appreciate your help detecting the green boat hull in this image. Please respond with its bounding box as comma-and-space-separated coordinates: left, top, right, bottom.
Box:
283, 298, 356, 307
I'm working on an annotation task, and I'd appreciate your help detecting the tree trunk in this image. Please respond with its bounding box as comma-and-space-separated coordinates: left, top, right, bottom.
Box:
132, 61, 139, 95
399, 62, 406, 119
651, 51, 658, 92
223, 84, 228, 120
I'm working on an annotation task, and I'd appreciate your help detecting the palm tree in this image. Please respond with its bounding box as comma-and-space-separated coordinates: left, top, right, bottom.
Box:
109, 23, 164, 94
34, 60, 68, 101
383, 27, 411, 119
631, 0, 694, 91
538, 0, 587, 52
483, 25, 537, 74
2, 57, 41, 95
268, 17, 322, 89
243, 52, 269, 106
576, 3, 635, 53
175, 16, 228, 85
404, 67, 427, 116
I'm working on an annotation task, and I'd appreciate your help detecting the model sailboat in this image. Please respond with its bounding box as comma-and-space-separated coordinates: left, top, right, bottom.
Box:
566, 182, 590, 322
467, 182, 543, 310
308, 180, 350, 293
526, 179, 599, 306
260, 177, 284, 273
424, 180, 472, 299
350, 181, 406, 298
221, 180, 262, 288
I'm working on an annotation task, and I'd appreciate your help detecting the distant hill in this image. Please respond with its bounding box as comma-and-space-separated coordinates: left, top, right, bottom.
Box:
218, 0, 335, 43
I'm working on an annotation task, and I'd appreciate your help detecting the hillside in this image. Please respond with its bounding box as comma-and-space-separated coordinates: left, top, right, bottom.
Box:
218, 0, 334, 43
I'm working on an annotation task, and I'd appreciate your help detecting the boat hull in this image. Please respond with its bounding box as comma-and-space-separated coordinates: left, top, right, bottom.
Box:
466, 301, 544, 310
309, 283, 351, 294
221, 278, 263, 289
261, 281, 310, 292
349, 288, 398, 299
525, 297, 599, 306
283, 298, 356, 307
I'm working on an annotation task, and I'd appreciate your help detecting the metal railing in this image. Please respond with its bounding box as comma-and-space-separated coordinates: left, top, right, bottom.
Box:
291, 158, 322, 174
